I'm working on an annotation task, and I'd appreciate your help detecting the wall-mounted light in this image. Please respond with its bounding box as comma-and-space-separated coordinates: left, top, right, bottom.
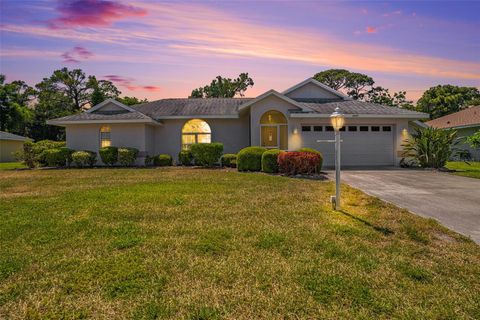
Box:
293, 127, 298, 134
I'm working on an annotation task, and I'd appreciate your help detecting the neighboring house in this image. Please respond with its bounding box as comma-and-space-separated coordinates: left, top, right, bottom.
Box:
0, 131, 28, 162
47, 78, 428, 167
426, 106, 480, 160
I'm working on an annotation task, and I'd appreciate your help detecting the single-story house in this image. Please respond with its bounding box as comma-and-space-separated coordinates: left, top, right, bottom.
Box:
426, 106, 480, 160
0, 131, 28, 162
47, 78, 428, 167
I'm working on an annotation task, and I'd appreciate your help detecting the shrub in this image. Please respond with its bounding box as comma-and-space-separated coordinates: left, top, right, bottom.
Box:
298, 147, 324, 173
190, 143, 224, 167
31, 140, 66, 166
237, 146, 267, 172
118, 147, 139, 166
402, 127, 458, 168
16, 141, 35, 168
72, 150, 97, 167
261, 149, 283, 173
278, 151, 322, 175
145, 155, 155, 166
178, 150, 194, 166
44, 147, 74, 167
154, 154, 173, 166
221, 154, 237, 168
99, 146, 118, 166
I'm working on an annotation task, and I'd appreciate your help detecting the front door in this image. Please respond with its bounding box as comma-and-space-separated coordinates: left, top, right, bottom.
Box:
261, 125, 279, 148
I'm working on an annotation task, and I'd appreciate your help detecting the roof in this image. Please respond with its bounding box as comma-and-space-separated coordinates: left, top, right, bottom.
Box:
0, 131, 28, 141
426, 106, 480, 129
47, 110, 158, 125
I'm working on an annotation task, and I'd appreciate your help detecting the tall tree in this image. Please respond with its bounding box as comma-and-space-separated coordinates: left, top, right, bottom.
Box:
313, 69, 374, 99
190, 73, 254, 98
117, 96, 149, 106
49, 68, 90, 111
417, 85, 480, 119
0, 75, 34, 135
88, 76, 121, 106
364, 86, 414, 109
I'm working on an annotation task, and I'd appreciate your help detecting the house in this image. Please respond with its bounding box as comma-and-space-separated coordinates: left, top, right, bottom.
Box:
426, 106, 480, 160
47, 78, 428, 167
0, 131, 28, 162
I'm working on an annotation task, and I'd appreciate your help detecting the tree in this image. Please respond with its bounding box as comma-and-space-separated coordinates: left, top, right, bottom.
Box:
0, 75, 35, 135
189, 73, 254, 98
117, 96, 148, 106
313, 69, 374, 99
88, 76, 121, 106
49, 68, 90, 111
417, 85, 480, 119
466, 131, 480, 149
364, 86, 414, 109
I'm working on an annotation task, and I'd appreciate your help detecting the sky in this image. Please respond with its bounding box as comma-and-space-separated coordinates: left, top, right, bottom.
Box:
1, 0, 479, 101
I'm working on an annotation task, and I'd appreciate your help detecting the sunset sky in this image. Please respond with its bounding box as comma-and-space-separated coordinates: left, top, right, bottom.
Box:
1, 0, 479, 101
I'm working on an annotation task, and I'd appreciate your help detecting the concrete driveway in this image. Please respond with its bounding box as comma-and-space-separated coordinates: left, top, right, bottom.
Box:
335, 169, 480, 243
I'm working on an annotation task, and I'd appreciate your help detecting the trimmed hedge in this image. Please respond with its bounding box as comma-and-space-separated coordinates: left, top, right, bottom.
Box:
33, 140, 66, 166
237, 146, 267, 172
44, 147, 74, 167
145, 155, 155, 166
298, 147, 323, 173
99, 146, 118, 166
118, 147, 139, 166
221, 154, 237, 168
190, 143, 223, 167
261, 149, 283, 173
72, 150, 97, 167
154, 154, 173, 166
278, 151, 322, 175
178, 150, 194, 166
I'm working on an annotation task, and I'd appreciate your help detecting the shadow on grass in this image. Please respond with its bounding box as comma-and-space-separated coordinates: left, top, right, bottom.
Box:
338, 210, 394, 236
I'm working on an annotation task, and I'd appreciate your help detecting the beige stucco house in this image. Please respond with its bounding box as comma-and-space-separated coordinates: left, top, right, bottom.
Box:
48, 78, 428, 167
0, 131, 28, 162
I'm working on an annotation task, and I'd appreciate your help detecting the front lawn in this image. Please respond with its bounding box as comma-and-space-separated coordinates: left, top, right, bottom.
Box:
0, 162, 26, 170
0, 168, 479, 319
446, 161, 480, 179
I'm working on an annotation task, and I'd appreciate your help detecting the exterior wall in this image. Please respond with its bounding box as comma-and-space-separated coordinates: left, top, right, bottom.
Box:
285, 82, 340, 99
455, 127, 480, 160
0, 140, 24, 162
154, 114, 250, 160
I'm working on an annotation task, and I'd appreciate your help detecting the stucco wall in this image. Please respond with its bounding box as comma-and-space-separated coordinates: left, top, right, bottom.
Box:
0, 140, 23, 162
285, 82, 340, 99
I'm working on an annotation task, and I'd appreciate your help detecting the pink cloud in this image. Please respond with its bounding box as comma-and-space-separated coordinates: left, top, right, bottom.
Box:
48, 0, 147, 29
366, 26, 378, 33
104, 75, 160, 92
61, 46, 93, 63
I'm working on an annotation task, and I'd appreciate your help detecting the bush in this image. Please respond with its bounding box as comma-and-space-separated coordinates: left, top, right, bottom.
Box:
278, 151, 322, 175
237, 146, 267, 172
145, 155, 155, 166
298, 147, 323, 173
44, 147, 74, 167
220, 154, 237, 168
154, 154, 173, 166
261, 149, 283, 173
190, 143, 224, 167
32, 140, 66, 166
118, 147, 139, 166
178, 150, 194, 166
72, 150, 97, 167
99, 146, 118, 166
16, 141, 35, 168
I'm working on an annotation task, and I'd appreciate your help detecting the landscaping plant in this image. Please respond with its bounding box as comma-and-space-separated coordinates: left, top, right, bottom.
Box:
261, 149, 282, 173
44, 147, 74, 167
72, 150, 97, 167
402, 127, 458, 168
190, 143, 223, 167
278, 151, 322, 175
99, 146, 118, 166
298, 147, 323, 173
220, 154, 237, 168
237, 146, 267, 171
118, 147, 139, 166
154, 154, 173, 166
178, 150, 194, 166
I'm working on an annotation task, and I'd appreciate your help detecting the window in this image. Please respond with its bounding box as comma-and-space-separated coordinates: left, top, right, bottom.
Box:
326, 126, 334, 132
182, 119, 211, 150
301, 126, 311, 132
348, 126, 357, 132
382, 126, 392, 132
313, 126, 323, 132
100, 125, 111, 147
359, 126, 369, 132
340, 126, 346, 131
371, 126, 380, 132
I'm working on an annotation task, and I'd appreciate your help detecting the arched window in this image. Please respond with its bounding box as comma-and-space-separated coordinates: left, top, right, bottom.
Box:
100, 125, 111, 147
182, 119, 211, 150
260, 110, 288, 149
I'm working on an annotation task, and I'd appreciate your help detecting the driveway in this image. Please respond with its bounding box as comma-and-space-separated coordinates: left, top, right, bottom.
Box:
335, 169, 480, 243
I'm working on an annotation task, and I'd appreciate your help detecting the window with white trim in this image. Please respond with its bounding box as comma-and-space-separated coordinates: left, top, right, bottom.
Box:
182, 119, 211, 150
100, 125, 111, 147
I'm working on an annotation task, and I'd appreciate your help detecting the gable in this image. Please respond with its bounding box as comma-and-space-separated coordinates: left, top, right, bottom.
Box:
284, 81, 341, 99
92, 101, 128, 113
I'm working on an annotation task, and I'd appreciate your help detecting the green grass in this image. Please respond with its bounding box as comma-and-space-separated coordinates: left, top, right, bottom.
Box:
446, 161, 480, 179
0, 168, 479, 319
0, 162, 26, 170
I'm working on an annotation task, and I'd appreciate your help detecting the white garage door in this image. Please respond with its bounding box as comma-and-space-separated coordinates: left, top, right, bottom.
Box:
300, 124, 394, 167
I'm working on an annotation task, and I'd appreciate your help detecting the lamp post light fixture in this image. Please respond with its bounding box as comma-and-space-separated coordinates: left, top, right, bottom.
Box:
330, 107, 345, 210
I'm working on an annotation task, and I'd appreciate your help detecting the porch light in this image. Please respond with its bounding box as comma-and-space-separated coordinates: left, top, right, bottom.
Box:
330, 107, 345, 210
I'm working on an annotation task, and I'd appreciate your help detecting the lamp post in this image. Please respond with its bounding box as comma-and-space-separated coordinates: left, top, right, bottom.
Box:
330, 107, 345, 210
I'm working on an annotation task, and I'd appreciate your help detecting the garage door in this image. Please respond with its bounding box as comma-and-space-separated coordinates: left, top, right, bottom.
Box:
299, 124, 394, 167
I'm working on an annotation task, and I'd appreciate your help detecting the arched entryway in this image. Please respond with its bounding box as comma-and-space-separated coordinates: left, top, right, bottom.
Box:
182, 119, 211, 150
260, 110, 288, 149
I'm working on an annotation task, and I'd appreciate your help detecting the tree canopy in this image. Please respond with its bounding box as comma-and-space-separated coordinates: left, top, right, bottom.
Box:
190, 73, 254, 98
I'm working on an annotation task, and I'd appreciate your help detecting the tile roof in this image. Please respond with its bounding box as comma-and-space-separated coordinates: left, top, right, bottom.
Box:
50, 110, 153, 122
296, 100, 428, 116
426, 106, 480, 129
0, 131, 28, 141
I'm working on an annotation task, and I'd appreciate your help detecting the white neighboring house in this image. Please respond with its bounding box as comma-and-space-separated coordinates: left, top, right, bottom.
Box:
47, 78, 429, 167
0, 131, 28, 162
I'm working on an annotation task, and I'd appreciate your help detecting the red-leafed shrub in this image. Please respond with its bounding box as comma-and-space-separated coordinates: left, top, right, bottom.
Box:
278, 151, 322, 175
